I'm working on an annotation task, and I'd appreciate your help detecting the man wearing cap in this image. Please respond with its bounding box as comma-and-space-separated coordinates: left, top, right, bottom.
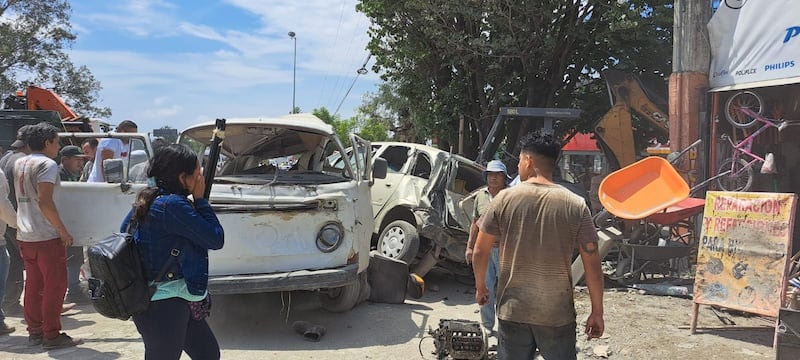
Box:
464, 159, 510, 337
58, 146, 90, 304
0, 126, 31, 314
58, 146, 86, 182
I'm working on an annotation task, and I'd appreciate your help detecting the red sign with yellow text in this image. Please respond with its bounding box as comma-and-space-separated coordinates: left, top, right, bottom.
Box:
694, 192, 797, 317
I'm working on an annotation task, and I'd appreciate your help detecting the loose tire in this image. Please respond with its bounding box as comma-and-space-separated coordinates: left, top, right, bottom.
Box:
319, 272, 366, 313
724, 90, 764, 129
716, 157, 754, 192
377, 220, 420, 263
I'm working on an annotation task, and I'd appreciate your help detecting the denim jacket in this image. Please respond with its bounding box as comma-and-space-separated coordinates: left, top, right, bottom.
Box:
121, 193, 224, 296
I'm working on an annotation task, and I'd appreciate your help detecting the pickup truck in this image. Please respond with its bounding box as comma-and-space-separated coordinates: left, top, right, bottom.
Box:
55, 113, 386, 312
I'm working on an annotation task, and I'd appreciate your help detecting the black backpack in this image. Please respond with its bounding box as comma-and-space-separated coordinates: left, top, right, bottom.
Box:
87, 222, 178, 320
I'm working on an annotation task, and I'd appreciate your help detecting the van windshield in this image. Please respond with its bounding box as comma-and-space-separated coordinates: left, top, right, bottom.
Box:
180, 125, 352, 185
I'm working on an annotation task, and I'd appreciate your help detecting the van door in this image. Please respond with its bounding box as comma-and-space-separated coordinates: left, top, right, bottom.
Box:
54, 133, 151, 246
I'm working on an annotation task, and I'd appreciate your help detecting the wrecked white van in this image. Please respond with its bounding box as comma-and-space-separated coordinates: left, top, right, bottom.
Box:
55, 113, 386, 312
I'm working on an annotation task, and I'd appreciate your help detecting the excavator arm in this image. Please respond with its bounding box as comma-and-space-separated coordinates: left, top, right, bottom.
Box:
594, 70, 670, 170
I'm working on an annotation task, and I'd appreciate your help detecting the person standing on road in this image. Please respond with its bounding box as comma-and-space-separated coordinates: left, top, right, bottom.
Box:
14, 122, 82, 349
472, 132, 604, 360
0, 127, 31, 315
464, 160, 510, 337
0, 167, 17, 335
121, 143, 224, 360
87, 120, 138, 182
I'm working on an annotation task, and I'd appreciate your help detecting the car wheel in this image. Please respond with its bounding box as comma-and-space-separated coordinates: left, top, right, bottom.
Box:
377, 220, 420, 263
319, 272, 366, 313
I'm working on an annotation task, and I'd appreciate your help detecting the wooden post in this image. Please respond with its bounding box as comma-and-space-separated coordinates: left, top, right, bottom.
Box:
690, 302, 700, 334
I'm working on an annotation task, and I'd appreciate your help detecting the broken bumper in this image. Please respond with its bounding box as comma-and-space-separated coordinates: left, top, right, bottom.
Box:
207, 263, 359, 295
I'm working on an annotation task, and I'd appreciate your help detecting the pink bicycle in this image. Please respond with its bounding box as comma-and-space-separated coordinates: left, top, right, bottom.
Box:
717, 105, 797, 191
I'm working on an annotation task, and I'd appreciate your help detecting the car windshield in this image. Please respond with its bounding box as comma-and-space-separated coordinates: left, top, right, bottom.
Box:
180, 125, 352, 185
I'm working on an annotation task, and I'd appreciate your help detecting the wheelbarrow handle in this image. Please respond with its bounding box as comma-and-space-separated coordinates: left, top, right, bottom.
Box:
669, 139, 703, 165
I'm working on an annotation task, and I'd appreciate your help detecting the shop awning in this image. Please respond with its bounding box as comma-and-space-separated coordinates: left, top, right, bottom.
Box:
709, 76, 800, 92
707, 0, 800, 89
562, 133, 599, 152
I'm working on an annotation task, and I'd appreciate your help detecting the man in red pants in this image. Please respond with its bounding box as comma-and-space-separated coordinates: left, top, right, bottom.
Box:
13, 123, 82, 349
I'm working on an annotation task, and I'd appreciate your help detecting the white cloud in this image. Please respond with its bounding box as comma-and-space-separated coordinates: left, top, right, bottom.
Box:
70, 0, 380, 131
144, 104, 182, 118
84, 0, 180, 37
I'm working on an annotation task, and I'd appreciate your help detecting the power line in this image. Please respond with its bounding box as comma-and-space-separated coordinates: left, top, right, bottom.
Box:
317, 0, 349, 105
334, 54, 372, 116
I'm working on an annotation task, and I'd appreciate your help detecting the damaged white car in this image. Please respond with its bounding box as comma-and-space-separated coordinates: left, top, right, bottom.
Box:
56, 114, 386, 312
333, 142, 486, 276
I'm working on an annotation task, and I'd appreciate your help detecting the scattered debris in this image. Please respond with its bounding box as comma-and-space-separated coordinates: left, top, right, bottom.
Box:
632, 283, 692, 298
292, 321, 327, 342
430, 284, 440, 292
593, 344, 611, 358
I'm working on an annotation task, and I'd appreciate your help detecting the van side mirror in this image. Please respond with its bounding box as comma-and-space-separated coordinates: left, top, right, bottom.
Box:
103, 158, 124, 183
372, 157, 387, 180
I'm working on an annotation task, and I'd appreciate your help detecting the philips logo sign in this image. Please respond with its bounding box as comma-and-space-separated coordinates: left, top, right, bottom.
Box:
765, 61, 796, 71
785, 26, 800, 43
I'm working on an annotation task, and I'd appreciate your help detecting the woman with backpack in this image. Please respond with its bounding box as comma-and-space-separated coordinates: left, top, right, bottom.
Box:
120, 143, 224, 360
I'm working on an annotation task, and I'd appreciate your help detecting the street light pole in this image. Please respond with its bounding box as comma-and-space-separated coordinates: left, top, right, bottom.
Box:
288, 31, 296, 114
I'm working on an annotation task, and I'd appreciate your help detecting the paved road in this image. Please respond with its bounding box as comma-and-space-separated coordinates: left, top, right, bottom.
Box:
0, 270, 491, 360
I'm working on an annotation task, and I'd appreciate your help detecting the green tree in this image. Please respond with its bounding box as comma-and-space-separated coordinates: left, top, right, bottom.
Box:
313, 107, 389, 143
0, 0, 110, 118
358, 82, 417, 142
357, 0, 673, 158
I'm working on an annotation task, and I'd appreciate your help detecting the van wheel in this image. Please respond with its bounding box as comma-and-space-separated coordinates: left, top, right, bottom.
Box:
319, 272, 365, 313
377, 220, 420, 263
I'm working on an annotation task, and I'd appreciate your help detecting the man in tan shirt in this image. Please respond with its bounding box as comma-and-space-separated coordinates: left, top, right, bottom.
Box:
473, 132, 604, 360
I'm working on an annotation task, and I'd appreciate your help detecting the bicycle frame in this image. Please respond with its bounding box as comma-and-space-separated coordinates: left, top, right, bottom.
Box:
723, 106, 782, 176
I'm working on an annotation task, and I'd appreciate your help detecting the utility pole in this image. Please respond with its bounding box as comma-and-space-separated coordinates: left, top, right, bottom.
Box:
669, 0, 712, 154
288, 31, 297, 114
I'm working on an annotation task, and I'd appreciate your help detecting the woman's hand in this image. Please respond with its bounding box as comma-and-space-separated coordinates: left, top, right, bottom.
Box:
191, 171, 206, 200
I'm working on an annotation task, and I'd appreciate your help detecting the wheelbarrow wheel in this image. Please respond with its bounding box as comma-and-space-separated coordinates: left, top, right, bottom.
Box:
614, 257, 640, 286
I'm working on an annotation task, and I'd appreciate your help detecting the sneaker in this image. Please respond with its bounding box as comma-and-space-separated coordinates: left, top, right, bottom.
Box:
0, 321, 15, 335
28, 334, 43, 346
42, 333, 82, 350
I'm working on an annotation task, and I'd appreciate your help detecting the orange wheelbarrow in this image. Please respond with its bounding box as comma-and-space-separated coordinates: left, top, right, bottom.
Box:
597, 140, 711, 284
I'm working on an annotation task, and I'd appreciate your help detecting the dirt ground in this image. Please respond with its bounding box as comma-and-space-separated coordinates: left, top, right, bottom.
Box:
0, 269, 777, 359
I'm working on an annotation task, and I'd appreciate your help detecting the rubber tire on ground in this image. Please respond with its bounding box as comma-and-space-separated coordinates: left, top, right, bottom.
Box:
724, 90, 764, 129
716, 157, 754, 192
377, 220, 420, 263
614, 257, 638, 286
319, 272, 365, 313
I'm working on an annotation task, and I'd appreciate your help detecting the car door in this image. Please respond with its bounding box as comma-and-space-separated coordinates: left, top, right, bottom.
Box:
369, 144, 412, 217
423, 154, 484, 233
55, 134, 152, 246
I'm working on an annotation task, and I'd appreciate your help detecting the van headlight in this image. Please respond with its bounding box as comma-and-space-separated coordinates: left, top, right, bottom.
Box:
317, 222, 344, 253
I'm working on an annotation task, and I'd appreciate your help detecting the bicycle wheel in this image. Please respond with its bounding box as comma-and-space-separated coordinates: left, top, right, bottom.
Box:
716, 157, 754, 191
724, 90, 764, 128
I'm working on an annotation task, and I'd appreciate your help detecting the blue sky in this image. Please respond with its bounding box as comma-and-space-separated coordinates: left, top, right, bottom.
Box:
67, 0, 379, 133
